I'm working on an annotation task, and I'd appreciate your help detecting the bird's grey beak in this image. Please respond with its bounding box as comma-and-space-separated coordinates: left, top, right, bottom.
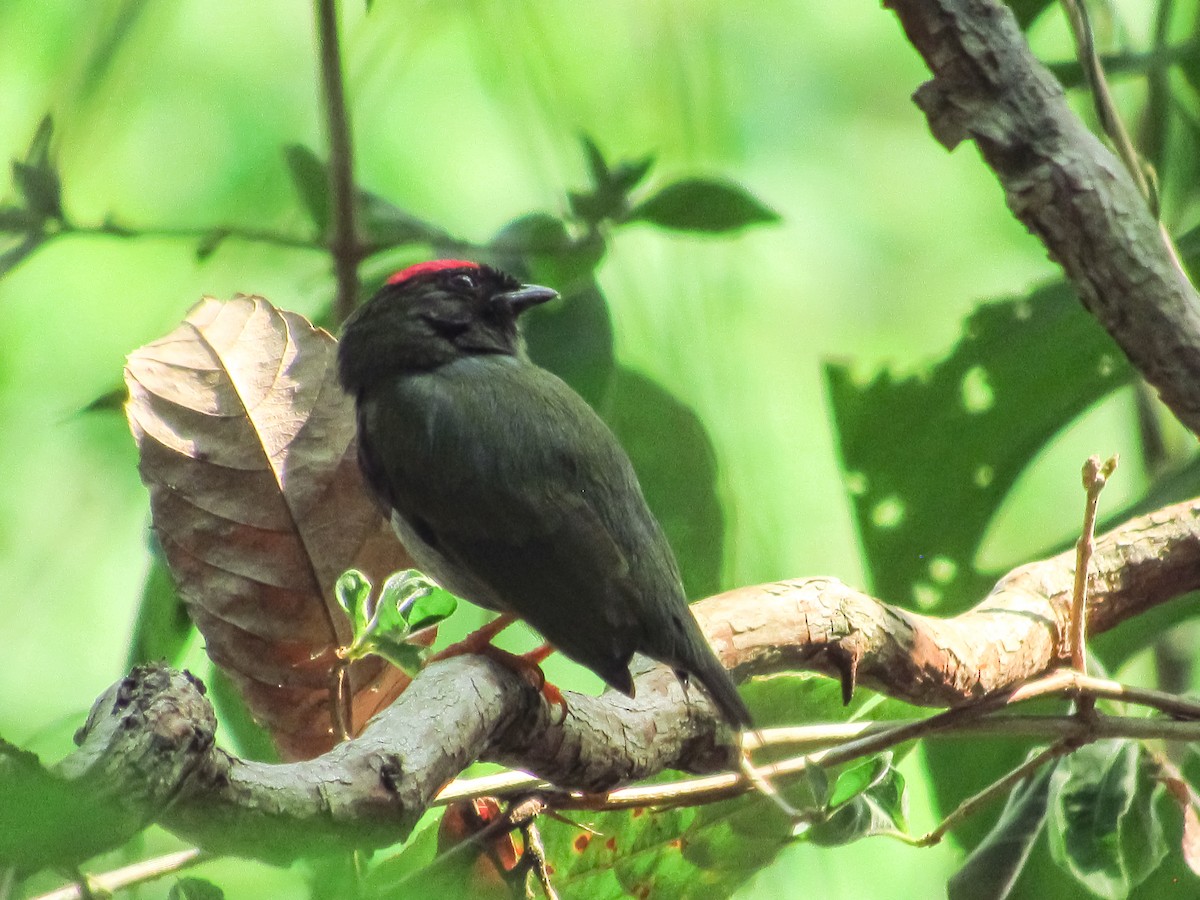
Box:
499, 284, 558, 316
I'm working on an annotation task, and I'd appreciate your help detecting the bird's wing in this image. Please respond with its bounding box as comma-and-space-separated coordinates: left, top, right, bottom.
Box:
359, 357, 676, 693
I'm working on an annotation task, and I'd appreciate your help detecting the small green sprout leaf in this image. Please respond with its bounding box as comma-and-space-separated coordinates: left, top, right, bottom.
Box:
336, 569, 454, 674
335, 569, 373, 632
407, 588, 458, 633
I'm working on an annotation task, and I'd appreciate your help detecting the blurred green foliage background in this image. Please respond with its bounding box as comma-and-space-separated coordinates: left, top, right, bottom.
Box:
2, 0, 1190, 897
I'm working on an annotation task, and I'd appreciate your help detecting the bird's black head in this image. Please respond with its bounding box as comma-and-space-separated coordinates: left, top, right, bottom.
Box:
337, 260, 558, 397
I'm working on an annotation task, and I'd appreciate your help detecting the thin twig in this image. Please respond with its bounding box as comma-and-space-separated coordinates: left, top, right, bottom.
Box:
313, 0, 360, 325
1046, 38, 1200, 83
331, 664, 351, 744
439, 672, 1200, 818
30, 850, 207, 900
1017, 669, 1200, 720
1140, 0, 1177, 170
523, 821, 559, 900
1059, 0, 1153, 204
1070, 455, 1118, 695
915, 741, 1073, 847
61, 221, 318, 250
1059, 0, 1189, 277
509, 798, 558, 900
739, 751, 801, 820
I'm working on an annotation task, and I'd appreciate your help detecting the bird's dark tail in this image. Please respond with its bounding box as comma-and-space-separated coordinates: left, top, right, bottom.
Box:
681, 648, 753, 729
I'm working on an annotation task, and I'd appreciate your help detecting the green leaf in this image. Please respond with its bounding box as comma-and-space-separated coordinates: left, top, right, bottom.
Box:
492, 214, 612, 406
541, 794, 792, 899
0, 234, 43, 278
1048, 741, 1168, 898
206, 664, 279, 763
13, 163, 62, 221
334, 568, 373, 633
806, 762, 908, 846
367, 637, 425, 675
949, 759, 1055, 900
125, 540, 194, 668
359, 191, 451, 247
341, 570, 451, 673
168, 877, 225, 900
579, 135, 653, 194
1, 739, 99, 869
825, 283, 1133, 614
1004, 0, 1056, 28
283, 144, 451, 250
12, 115, 62, 221
568, 189, 614, 226
362, 815, 443, 895
374, 569, 433, 635
627, 178, 779, 233
739, 669, 926, 732
827, 755, 894, 809
195, 227, 231, 261
610, 154, 655, 193
0, 205, 36, 230
363, 811, 484, 896
571, 137, 656, 226
406, 587, 458, 633
604, 369, 725, 599
581, 134, 612, 189
739, 673, 921, 824
23, 114, 54, 167
283, 143, 331, 234
492, 213, 605, 285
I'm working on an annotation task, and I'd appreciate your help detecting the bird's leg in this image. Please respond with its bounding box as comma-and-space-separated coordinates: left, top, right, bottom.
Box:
427, 613, 517, 662
521, 643, 555, 666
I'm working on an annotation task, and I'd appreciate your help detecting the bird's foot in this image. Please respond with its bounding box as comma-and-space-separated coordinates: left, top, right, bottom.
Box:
481, 643, 567, 721
426, 624, 566, 719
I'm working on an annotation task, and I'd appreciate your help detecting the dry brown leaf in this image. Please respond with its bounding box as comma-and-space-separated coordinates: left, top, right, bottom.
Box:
125, 295, 412, 760
1158, 764, 1200, 876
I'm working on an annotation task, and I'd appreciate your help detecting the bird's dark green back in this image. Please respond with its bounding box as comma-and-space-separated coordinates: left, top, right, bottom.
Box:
357, 354, 689, 692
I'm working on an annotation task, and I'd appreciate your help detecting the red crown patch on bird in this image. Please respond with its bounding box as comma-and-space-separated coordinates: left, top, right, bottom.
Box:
387, 259, 480, 285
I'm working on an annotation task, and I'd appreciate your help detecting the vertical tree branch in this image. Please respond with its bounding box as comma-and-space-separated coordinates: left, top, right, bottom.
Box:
883, 0, 1200, 437
314, 0, 360, 325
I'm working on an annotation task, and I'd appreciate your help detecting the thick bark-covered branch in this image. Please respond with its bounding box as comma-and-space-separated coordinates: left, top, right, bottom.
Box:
885, 0, 1200, 435
24, 497, 1200, 865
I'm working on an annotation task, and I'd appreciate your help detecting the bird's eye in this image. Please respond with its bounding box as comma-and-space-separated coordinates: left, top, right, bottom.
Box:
449, 272, 477, 292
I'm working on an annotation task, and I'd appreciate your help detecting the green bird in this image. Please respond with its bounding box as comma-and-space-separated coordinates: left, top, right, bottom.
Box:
337, 259, 751, 728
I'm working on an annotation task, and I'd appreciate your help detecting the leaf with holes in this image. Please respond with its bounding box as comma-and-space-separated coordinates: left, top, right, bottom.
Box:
125, 296, 413, 760
539, 799, 787, 899
825, 282, 1133, 614
527, 676, 923, 899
